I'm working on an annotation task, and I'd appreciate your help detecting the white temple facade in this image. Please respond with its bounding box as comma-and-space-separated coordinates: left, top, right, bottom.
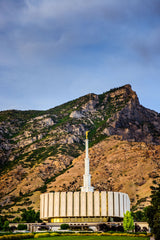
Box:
40, 132, 130, 223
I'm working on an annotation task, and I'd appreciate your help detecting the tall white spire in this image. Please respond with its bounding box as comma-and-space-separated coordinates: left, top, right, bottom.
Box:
81, 131, 94, 192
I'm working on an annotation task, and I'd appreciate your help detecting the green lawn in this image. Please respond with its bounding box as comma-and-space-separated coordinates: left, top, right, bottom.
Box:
25, 236, 149, 240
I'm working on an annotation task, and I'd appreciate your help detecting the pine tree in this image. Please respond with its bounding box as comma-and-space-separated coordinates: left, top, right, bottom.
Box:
123, 211, 135, 232
146, 181, 160, 240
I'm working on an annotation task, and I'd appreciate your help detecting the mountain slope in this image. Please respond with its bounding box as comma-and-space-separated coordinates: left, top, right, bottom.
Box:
47, 136, 160, 209
0, 84, 160, 217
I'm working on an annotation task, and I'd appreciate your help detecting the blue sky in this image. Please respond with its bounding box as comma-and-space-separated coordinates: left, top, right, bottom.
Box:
0, 0, 160, 112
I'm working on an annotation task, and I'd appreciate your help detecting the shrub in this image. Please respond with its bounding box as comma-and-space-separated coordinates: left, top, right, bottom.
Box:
123, 211, 135, 232
17, 224, 27, 230
0, 233, 34, 240
34, 233, 50, 238
3, 221, 10, 232
97, 223, 110, 232
60, 223, 69, 230
116, 225, 124, 232
50, 233, 60, 236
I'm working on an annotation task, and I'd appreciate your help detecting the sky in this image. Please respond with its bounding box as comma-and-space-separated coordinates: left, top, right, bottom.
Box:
0, 0, 160, 113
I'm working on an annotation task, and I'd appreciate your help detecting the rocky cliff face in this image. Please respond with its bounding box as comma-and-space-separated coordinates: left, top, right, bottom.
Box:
0, 84, 159, 217
103, 88, 160, 144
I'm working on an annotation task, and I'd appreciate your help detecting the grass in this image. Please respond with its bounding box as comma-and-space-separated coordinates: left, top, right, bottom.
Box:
25, 236, 149, 240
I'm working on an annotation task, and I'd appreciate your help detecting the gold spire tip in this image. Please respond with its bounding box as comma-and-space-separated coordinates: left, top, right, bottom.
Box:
86, 131, 89, 139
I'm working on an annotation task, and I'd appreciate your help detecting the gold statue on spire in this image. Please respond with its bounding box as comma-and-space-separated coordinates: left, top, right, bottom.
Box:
86, 131, 89, 139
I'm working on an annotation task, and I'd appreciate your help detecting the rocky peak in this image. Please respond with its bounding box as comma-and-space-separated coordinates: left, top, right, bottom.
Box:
104, 84, 139, 105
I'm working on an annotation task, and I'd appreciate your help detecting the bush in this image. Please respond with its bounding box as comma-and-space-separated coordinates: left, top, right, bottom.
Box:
116, 225, 124, 232
97, 223, 110, 232
3, 221, 10, 232
50, 233, 60, 236
0, 233, 34, 240
17, 224, 27, 230
34, 233, 50, 238
60, 223, 69, 230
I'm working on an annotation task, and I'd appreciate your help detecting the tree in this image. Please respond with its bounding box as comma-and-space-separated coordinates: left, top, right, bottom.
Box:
146, 181, 160, 240
12, 217, 20, 223
123, 211, 135, 232
21, 209, 41, 223
3, 221, 10, 232
0, 217, 3, 230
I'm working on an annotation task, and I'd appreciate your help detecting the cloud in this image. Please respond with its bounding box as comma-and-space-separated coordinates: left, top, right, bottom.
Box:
1, 0, 160, 63
131, 27, 160, 62
0, 0, 160, 111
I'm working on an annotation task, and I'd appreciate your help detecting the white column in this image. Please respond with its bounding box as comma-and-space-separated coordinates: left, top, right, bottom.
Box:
101, 191, 107, 216
48, 193, 54, 218
60, 192, 66, 217
74, 192, 80, 216
114, 192, 119, 217
123, 193, 127, 215
54, 192, 60, 217
94, 191, 100, 216
81, 192, 86, 216
67, 192, 73, 217
119, 193, 124, 218
44, 193, 49, 218
108, 191, 114, 217
87, 191, 93, 216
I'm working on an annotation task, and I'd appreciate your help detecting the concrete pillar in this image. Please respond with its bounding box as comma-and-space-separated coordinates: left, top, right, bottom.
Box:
119, 192, 124, 217
108, 191, 114, 217
48, 193, 54, 218
44, 193, 49, 218
87, 191, 93, 216
81, 192, 86, 216
94, 191, 100, 216
67, 192, 73, 217
114, 192, 119, 217
101, 191, 107, 216
60, 192, 66, 217
54, 192, 60, 217
74, 192, 80, 216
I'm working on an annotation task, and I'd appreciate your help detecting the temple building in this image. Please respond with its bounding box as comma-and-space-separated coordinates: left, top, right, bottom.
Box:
40, 132, 130, 223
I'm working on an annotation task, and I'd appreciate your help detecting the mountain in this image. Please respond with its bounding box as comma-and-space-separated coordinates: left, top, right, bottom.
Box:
0, 84, 160, 218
